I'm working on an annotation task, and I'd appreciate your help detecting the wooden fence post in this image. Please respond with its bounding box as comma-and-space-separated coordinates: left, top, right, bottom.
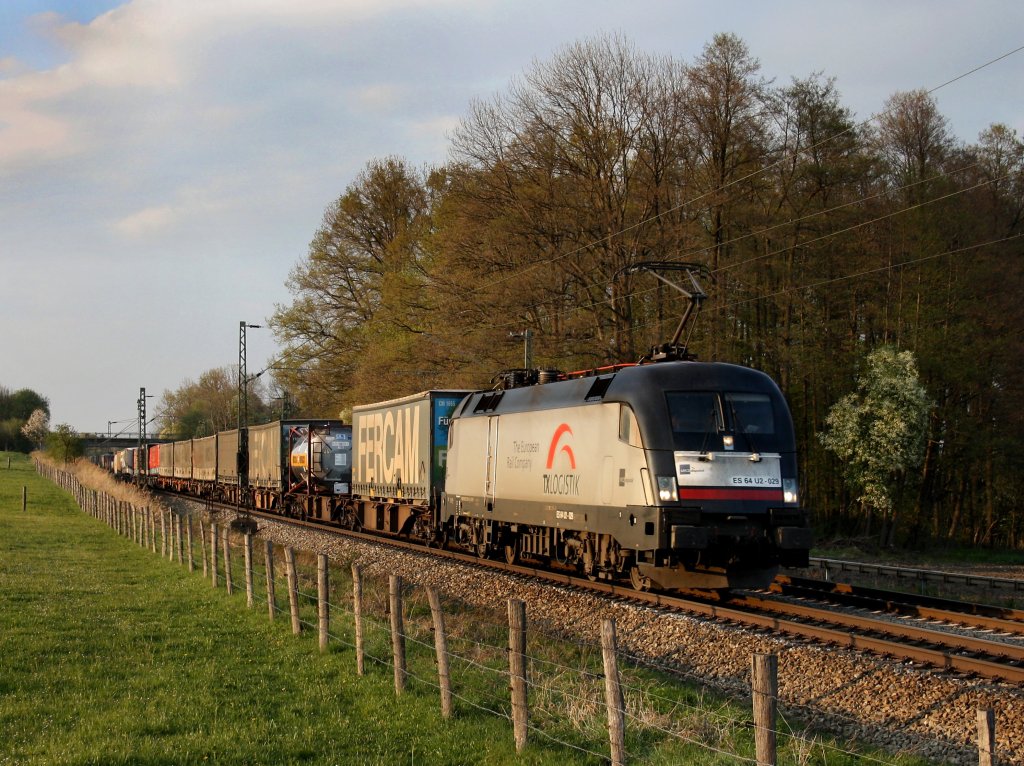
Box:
601, 618, 626, 766
176, 516, 184, 564
168, 513, 176, 561
265, 540, 276, 620
508, 598, 528, 754
317, 554, 329, 652
186, 517, 194, 572
160, 514, 168, 557
244, 533, 254, 607
389, 575, 406, 694
200, 519, 208, 576
148, 508, 156, 553
285, 547, 301, 635
222, 527, 234, 595
426, 586, 453, 719
22, 486, 26, 513
752, 653, 778, 766
210, 522, 218, 587
353, 563, 365, 676
978, 708, 995, 766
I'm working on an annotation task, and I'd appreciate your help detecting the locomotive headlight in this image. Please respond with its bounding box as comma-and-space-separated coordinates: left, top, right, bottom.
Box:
657, 475, 678, 502
723, 435, 735, 450
783, 478, 799, 505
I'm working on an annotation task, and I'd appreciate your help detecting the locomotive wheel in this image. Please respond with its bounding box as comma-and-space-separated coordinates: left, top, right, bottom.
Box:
503, 537, 520, 564
429, 527, 450, 550
475, 542, 489, 559
629, 566, 652, 592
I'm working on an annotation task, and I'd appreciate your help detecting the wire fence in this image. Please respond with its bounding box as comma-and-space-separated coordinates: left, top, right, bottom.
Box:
38, 459, 1002, 766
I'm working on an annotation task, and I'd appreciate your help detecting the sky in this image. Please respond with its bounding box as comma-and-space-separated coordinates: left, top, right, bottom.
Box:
2, 0, 1022, 435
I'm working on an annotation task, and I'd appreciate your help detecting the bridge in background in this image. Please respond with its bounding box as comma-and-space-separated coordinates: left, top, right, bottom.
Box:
78, 434, 175, 458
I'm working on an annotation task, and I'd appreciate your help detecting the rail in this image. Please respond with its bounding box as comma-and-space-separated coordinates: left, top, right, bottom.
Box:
809, 556, 1024, 594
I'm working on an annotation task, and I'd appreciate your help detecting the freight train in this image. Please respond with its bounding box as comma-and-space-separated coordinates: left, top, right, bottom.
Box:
111, 359, 811, 590
111, 263, 810, 589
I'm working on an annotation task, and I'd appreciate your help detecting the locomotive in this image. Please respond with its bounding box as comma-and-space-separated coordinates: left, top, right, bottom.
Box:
443, 360, 810, 589
112, 264, 811, 590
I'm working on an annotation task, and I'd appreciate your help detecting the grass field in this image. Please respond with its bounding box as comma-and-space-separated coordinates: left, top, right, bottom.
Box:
0, 452, 929, 765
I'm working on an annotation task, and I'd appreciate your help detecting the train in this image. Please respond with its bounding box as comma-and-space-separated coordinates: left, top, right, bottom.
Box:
110, 358, 811, 590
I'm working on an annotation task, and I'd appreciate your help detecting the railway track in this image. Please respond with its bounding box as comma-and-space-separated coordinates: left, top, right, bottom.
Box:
770, 574, 1024, 633
808, 556, 1024, 595
205, 502, 1024, 685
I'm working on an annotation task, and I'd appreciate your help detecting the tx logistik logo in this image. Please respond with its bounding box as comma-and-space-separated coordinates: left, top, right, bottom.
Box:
543, 423, 580, 496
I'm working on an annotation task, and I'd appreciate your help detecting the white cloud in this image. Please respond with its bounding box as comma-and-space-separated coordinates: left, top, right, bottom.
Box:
112, 204, 176, 237
0, 0, 479, 170
0, 100, 71, 163
404, 114, 462, 155
0, 57, 29, 77
351, 83, 407, 113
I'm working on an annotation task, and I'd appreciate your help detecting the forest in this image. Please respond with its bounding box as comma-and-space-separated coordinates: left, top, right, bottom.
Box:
219, 33, 1022, 550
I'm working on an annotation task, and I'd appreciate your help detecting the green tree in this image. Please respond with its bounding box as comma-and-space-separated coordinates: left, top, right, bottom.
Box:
0, 418, 23, 451
271, 156, 435, 412
0, 387, 50, 421
46, 424, 83, 463
0, 387, 51, 452
819, 346, 932, 546
158, 367, 273, 439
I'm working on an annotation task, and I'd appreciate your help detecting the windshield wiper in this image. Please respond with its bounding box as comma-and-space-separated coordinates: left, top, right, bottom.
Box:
728, 401, 761, 461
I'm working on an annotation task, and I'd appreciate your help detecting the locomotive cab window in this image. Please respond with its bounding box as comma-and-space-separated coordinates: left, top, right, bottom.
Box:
665, 392, 724, 451
724, 392, 775, 435
618, 405, 643, 448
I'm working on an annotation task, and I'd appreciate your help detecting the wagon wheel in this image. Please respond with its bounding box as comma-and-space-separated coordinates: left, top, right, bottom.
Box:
629, 566, 652, 592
